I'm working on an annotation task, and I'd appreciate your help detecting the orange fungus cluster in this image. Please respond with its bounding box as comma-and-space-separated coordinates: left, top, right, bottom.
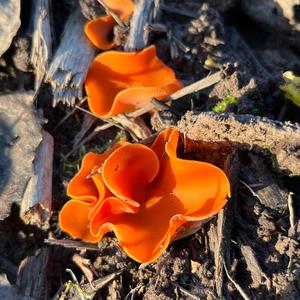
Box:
59, 128, 230, 263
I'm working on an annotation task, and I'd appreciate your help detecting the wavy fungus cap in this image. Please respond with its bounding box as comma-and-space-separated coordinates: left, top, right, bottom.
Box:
85, 45, 183, 118
85, 0, 134, 50
59, 128, 231, 263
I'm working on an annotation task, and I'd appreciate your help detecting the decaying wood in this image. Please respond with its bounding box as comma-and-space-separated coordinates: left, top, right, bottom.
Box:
214, 153, 239, 297
16, 248, 50, 300
240, 153, 288, 211
72, 114, 97, 149
0, 92, 43, 220
205, 152, 239, 297
21, 130, 53, 228
0, 0, 20, 57
113, 114, 151, 140
178, 111, 300, 176
240, 244, 271, 290
46, 9, 94, 107
125, 0, 153, 51
30, 0, 52, 89
0, 273, 19, 299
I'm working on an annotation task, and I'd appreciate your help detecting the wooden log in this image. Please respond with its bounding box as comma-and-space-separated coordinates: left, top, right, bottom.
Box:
46, 9, 95, 106
178, 111, 300, 176
30, 0, 52, 89
21, 130, 54, 228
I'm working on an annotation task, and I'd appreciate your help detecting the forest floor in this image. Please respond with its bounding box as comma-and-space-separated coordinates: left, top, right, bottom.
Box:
1, 0, 300, 299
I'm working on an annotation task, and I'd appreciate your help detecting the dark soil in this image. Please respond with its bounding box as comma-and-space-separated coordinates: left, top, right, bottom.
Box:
1, 0, 300, 299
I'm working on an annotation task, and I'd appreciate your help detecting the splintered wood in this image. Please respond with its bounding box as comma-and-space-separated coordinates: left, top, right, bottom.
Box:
46, 9, 95, 107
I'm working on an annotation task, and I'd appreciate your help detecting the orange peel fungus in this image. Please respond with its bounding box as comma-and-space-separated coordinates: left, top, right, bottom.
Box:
85, 45, 183, 118
85, 0, 134, 50
59, 128, 231, 263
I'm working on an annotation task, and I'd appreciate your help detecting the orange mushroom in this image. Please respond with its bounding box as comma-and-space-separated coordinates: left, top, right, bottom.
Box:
59, 141, 128, 242
59, 128, 230, 263
85, 45, 183, 118
85, 0, 134, 50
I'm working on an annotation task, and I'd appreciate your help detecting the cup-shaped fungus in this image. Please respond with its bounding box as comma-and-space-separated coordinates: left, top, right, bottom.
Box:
85, 45, 183, 118
85, 0, 134, 50
59, 128, 230, 263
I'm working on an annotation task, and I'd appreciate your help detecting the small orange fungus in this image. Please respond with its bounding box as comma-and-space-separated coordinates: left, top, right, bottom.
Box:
85, 45, 183, 118
85, 0, 134, 50
59, 128, 231, 263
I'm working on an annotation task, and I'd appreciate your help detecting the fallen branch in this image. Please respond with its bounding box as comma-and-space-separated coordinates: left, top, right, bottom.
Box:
178, 111, 300, 176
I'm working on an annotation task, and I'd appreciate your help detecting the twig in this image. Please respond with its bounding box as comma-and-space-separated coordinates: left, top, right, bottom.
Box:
66, 268, 80, 285
124, 283, 144, 300
54, 97, 87, 130
160, 3, 198, 18
97, 0, 124, 27
129, 71, 222, 118
288, 192, 296, 234
82, 269, 124, 294
223, 263, 251, 300
72, 254, 97, 285
45, 239, 100, 251
239, 179, 263, 202
171, 282, 201, 300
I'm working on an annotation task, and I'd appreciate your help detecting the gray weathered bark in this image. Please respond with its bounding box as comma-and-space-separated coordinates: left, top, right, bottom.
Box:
0, 93, 43, 220
30, 0, 52, 89
46, 9, 95, 106
0, 0, 20, 57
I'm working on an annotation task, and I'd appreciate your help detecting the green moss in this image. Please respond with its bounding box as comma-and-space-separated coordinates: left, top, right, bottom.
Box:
213, 95, 238, 113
